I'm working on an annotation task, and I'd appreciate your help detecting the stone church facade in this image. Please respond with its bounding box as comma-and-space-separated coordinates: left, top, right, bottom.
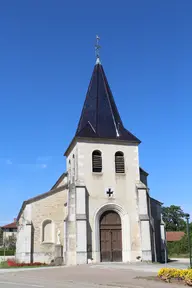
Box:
16, 55, 166, 265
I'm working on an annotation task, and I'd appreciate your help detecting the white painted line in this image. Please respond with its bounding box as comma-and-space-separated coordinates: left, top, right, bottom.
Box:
0, 281, 44, 287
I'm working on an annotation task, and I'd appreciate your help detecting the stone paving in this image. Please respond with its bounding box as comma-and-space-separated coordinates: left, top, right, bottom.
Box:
0, 262, 187, 288
0, 258, 189, 275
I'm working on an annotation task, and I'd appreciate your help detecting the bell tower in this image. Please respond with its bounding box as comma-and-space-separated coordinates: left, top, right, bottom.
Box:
64, 37, 153, 264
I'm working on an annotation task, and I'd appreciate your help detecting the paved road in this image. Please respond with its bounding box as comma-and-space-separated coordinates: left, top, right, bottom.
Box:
0, 263, 184, 288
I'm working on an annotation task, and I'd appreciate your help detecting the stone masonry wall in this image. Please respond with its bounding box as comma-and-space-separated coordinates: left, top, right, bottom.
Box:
31, 187, 68, 263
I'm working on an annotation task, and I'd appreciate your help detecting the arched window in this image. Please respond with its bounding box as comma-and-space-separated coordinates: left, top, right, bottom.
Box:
92, 150, 102, 173
115, 151, 125, 173
42, 219, 53, 243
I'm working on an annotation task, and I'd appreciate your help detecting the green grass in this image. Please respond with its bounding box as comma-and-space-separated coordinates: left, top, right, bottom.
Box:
169, 253, 189, 258
0, 261, 9, 269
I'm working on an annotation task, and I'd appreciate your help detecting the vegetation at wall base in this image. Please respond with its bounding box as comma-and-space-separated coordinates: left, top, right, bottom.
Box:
0, 259, 47, 268
158, 268, 192, 286
7, 259, 47, 267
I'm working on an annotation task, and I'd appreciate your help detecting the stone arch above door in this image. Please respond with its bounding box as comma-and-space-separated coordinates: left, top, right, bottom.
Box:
100, 210, 121, 226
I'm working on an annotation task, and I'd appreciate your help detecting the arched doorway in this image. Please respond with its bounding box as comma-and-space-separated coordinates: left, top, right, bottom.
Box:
100, 210, 122, 262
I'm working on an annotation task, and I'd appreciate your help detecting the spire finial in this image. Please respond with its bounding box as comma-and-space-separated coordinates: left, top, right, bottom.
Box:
95, 35, 101, 64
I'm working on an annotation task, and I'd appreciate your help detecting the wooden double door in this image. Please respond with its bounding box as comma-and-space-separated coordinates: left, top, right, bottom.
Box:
100, 210, 122, 262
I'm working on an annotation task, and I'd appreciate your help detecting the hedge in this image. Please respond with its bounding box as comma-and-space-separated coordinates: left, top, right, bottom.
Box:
0, 250, 15, 256
167, 233, 189, 256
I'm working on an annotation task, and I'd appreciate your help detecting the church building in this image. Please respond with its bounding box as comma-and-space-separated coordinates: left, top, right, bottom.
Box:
16, 44, 166, 265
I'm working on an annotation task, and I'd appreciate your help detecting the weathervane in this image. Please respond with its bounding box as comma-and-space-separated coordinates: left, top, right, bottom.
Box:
95, 35, 101, 60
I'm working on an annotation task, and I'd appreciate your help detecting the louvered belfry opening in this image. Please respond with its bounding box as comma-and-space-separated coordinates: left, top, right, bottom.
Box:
115, 151, 125, 173
92, 150, 102, 173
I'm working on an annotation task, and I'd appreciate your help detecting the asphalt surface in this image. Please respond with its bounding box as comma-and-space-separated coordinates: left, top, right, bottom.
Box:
0, 263, 185, 288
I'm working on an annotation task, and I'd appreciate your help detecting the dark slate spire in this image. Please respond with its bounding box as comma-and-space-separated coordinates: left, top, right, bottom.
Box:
75, 62, 140, 143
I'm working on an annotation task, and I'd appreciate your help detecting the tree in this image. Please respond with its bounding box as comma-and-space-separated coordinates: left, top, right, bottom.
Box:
162, 205, 186, 231
4, 234, 16, 250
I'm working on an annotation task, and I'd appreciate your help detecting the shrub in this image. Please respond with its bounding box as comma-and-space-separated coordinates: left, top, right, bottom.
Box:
0, 249, 15, 256
167, 233, 190, 256
158, 268, 192, 286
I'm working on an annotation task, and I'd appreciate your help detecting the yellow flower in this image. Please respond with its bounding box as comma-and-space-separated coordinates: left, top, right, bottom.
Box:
158, 268, 192, 281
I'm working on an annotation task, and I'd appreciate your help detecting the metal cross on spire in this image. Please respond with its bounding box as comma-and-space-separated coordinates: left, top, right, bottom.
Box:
95, 35, 101, 64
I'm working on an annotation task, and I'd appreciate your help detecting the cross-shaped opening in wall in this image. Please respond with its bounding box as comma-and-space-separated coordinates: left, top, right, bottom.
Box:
106, 188, 113, 197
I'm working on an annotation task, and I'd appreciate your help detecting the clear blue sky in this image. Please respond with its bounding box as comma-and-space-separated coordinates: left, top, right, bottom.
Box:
0, 0, 191, 224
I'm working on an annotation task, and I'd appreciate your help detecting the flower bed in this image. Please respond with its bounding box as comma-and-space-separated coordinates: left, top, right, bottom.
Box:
158, 268, 192, 286
7, 259, 47, 267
